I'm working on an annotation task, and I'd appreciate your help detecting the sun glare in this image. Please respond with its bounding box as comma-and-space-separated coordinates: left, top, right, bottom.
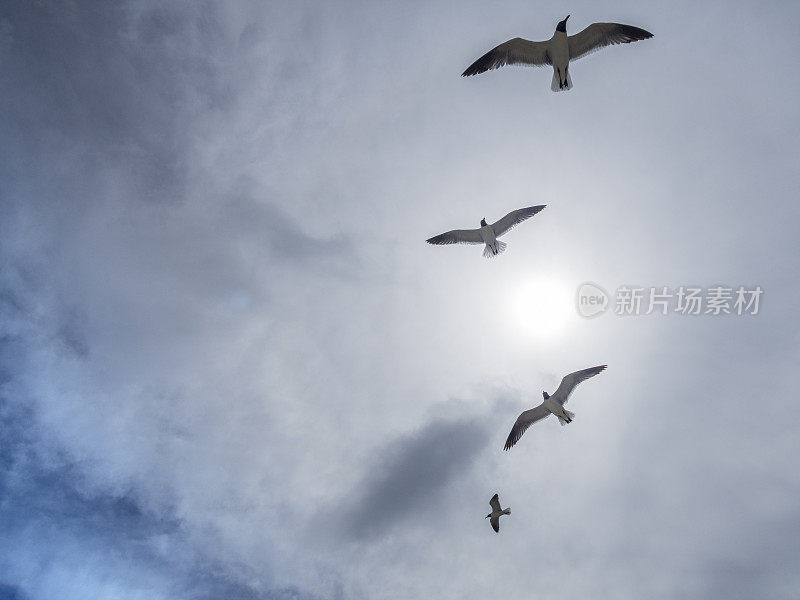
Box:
509, 278, 575, 339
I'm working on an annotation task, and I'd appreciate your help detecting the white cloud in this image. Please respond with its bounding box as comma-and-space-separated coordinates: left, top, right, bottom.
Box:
1, 1, 799, 599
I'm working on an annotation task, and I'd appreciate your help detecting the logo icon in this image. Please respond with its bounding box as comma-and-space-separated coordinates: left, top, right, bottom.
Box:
576, 282, 609, 318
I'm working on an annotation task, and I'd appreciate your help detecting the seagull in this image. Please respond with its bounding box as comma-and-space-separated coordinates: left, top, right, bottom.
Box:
485, 493, 511, 533
462, 16, 653, 91
426, 205, 545, 258
503, 365, 607, 450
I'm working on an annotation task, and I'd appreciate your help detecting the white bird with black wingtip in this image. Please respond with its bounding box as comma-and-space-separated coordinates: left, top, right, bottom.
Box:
504, 365, 607, 450
462, 16, 653, 91
426, 205, 545, 258
485, 493, 511, 533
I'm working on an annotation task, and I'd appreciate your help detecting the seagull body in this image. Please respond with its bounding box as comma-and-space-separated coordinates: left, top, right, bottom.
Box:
485, 493, 511, 533
426, 205, 545, 258
462, 15, 653, 91
550, 24, 571, 90
479, 219, 499, 255
503, 365, 607, 450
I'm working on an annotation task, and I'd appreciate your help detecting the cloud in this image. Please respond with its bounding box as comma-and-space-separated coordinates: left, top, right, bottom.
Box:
341, 412, 493, 540
1, 1, 800, 599
0, 391, 334, 600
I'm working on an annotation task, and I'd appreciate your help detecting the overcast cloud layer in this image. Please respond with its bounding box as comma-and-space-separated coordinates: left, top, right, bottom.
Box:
2, 1, 800, 599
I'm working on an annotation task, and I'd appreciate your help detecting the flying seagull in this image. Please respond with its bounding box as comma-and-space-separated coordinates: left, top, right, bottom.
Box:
426, 205, 545, 258
503, 365, 607, 450
485, 493, 511, 533
462, 16, 653, 91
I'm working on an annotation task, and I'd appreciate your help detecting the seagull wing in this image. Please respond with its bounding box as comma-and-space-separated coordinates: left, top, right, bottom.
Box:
503, 404, 550, 450
426, 228, 483, 245
490, 515, 500, 533
552, 365, 607, 405
489, 493, 501, 513
491, 205, 546, 238
462, 38, 551, 76
568, 23, 653, 62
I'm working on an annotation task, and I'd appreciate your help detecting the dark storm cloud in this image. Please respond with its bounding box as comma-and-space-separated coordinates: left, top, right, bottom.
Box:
344, 415, 492, 540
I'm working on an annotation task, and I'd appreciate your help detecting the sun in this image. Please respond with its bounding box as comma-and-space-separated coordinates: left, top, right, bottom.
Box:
508, 278, 575, 339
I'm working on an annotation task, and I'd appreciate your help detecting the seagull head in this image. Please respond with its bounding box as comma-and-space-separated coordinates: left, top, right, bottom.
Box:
556, 15, 569, 32
485, 513, 492, 519
480, 218, 487, 227
542, 391, 550, 400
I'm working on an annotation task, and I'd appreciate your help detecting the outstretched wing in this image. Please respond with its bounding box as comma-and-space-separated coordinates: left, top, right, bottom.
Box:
552, 365, 607, 405
491, 205, 546, 237
568, 23, 653, 62
490, 516, 500, 533
426, 228, 483, 245
462, 38, 551, 76
503, 404, 550, 450
489, 493, 501, 512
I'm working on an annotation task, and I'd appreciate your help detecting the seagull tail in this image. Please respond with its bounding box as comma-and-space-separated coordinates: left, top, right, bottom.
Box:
503, 508, 511, 516
551, 69, 573, 92
482, 240, 507, 258
557, 410, 575, 426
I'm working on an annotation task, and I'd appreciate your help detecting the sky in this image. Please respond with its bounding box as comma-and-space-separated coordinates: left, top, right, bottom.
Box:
1, 1, 800, 599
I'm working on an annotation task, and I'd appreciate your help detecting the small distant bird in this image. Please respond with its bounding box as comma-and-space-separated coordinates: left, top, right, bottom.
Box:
504, 365, 607, 450
426, 205, 545, 258
462, 15, 653, 91
485, 493, 511, 533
